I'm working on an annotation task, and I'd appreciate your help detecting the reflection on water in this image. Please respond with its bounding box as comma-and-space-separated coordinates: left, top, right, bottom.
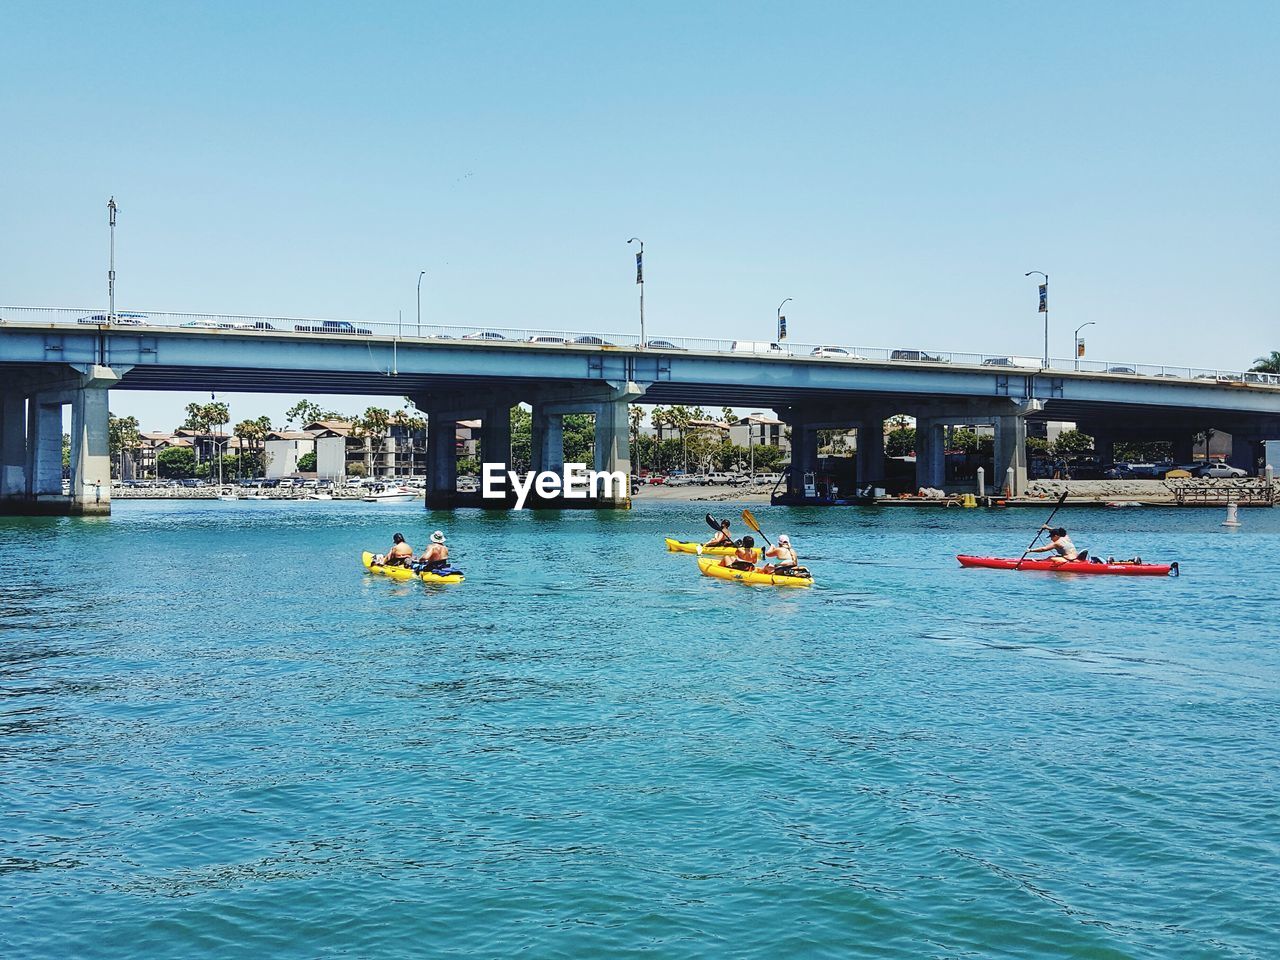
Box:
1, 501, 1277, 958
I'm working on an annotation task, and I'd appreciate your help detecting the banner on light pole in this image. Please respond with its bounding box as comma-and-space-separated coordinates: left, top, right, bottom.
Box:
635, 252, 643, 284
778, 315, 787, 341
1038, 283, 1048, 313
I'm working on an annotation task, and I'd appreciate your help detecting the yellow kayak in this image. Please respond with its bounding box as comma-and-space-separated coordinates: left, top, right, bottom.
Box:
665, 537, 737, 557
361, 551, 464, 584
697, 557, 813, 587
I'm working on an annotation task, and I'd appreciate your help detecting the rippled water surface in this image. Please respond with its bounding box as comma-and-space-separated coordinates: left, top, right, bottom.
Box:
2, 500, 1278, 958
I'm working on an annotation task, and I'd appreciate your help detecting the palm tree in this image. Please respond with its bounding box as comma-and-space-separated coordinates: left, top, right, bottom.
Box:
1251, 351, 1280, 374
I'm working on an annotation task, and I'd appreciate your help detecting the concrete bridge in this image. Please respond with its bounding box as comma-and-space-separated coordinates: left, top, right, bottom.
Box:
2, 307, 1278, 514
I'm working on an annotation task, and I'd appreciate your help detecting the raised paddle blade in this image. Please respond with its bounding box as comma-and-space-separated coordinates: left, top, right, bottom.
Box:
741, 508, 772, 546
705, 512, 723, 532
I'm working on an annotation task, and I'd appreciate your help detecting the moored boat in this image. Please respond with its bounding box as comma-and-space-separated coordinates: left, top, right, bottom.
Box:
362, 486, 417, 504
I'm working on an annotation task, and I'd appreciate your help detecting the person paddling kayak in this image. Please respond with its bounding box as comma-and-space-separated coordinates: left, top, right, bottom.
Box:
761, 533, 799, 574
705, 519, 736, 548
719, 535, 759, 571
412, 530, 450, 572
375, 532, 414, 567
1026, 526, 1083, 565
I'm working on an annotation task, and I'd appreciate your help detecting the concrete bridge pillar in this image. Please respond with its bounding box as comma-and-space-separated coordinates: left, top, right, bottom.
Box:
1090, 430, 1115, 467
592, 398, 633, 502
1, 393, 28, 503
0, 365, 122, 515
914, 419, 945, 490
782, 409, 818, 498
67, 381, 111, 515
531, 408, 564, 476
1172, 434, 1196, 466
481, 404, 512, 469
856, 416, 885, 488
1228, 434, 1262, 475
993, 414, 1028, 497
423, 412, 459, 509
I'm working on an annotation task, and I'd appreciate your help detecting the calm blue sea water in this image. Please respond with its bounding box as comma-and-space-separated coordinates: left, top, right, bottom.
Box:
2, 499, 1277, 958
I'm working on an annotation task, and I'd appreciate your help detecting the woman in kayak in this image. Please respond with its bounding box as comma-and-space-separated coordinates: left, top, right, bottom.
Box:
412, 530, 450, 572
376, 532, 414, 567
1027, 526, 1082, 565
720, 535, 759, 571
761, 533, 798, 574
705, 519, 735, 548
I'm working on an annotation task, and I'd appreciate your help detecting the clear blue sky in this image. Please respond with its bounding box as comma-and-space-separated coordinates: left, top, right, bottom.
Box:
3, 1, 1277, 431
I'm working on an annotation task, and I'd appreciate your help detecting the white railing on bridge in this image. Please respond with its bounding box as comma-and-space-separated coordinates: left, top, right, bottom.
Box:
2, 305, 1276, 389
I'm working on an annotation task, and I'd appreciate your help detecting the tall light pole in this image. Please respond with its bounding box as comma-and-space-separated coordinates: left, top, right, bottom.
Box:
777, 298, 792, 342
1025, 270, 1049, 368
1073, 321, 1095, 372
416, 270, 426, 337
627, 237, 644, 346
107, 197, 118, 320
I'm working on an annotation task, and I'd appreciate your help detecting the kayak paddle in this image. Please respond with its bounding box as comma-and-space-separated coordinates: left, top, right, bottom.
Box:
741, 508, 772, 548
1014, 490, 1069, 569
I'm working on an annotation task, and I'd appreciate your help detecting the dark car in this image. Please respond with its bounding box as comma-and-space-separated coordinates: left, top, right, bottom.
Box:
890, 349, 945, 362
293, 320, 373, 336
573, 335, 615, 346
1107, 366, 1139, 375
645, 339, 686, 351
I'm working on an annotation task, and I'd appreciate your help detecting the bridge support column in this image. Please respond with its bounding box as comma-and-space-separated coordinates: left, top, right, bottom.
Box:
526, 380, 646, 508
1, 393, 27, 505
531, 408, 564, 476
1172, 434, 1195, 466
0, 365, 122, 516
782, 409, 818, 498
856, 416, 885, 489
1090, 430, 1115, 468
993, 414, 1028, 497
480, 404, 512, 470
592, 396, 633, 508
67, 380, 111, 515
423, 412, 458, 509
914, 419, 945, 490
1228, 434, 1263, 475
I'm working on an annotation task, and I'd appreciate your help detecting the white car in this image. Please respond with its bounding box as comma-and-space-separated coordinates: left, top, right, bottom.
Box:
731, 341, 786, 355
1194, 462, 1247, 478
811, 346, 865, 359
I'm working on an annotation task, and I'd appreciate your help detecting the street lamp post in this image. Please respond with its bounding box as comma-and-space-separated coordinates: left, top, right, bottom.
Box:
777, 298, 792, 342
1073, 321, 1095, 372
107, 197, 117, 320
1025, 270, 1049, 368
416, 270, 426, 337
627, 238, 645, 346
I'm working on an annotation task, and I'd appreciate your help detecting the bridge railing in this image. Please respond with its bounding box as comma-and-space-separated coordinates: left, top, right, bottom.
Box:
2, 304, 1275, 388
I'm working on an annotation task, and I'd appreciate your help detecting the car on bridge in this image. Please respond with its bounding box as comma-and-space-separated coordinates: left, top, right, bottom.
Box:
646, 339, 685, 351
573, 335, 615, 346
181, 320, 228, 329
890, 349, 946, 362
982, 356, 1041, 368
228, 321, 278, 331
294, 320, 372, 336
811, 346, 866, 359
731, 340, 785, 355
527, 335, 567, 345
77, 312, 148, 325
464, 331, 506, 341
1107, 366, 1140, 375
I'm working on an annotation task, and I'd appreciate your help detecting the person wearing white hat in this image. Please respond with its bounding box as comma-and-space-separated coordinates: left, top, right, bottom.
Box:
761, 533, 798, 574
413, 530, 450, 572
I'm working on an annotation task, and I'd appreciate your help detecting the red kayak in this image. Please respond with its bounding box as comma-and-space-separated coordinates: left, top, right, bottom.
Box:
957, 555, 1178, 577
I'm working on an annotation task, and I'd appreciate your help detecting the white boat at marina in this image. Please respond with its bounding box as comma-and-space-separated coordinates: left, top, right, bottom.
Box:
308, 493, 334, 501
362, 485, 417, 504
